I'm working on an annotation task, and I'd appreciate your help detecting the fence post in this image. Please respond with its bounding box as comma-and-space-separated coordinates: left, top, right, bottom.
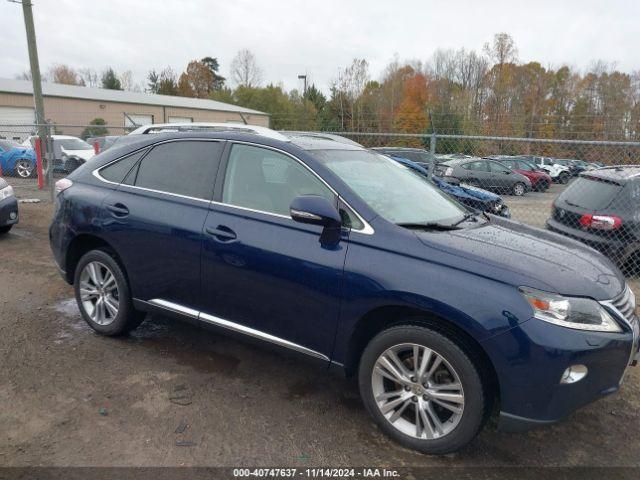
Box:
45, 122, 54, 202
35, 137, 44, 189
428, 132, 437, 180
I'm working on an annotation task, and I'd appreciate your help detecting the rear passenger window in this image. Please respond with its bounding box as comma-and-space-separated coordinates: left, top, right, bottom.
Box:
99, 149, 147, 183
130, 141, 222, 199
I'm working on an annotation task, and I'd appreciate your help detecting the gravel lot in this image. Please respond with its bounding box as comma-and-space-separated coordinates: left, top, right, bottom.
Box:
1, 183, 640, 467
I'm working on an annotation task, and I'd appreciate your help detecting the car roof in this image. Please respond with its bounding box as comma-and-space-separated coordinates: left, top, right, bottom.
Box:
52, 135, 84, 140
581, 165, 640, 183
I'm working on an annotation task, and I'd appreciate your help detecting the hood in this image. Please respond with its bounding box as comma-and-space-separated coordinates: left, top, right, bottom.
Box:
62, 147, 94, 161
9, 147, 36, 160
413, 217, 624, 300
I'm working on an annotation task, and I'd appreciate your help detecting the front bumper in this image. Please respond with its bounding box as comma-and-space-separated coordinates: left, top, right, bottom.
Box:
0, 196, 19, 227
484, 306, 638, 432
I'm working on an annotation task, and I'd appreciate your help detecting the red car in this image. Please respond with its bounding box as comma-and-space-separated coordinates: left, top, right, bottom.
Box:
493, 157, 552, 191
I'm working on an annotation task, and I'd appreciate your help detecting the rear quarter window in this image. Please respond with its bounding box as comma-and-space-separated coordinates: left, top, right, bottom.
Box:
99, 149, 147, 183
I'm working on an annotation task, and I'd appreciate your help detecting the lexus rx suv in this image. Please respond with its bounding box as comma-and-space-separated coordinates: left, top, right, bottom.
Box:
50, 127, 639, 454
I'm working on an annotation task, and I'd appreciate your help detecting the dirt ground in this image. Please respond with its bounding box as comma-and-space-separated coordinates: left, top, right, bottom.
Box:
1, 201, 640, 468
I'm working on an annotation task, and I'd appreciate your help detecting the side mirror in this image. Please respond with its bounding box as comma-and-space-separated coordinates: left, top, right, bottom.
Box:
290, 195, 342, 245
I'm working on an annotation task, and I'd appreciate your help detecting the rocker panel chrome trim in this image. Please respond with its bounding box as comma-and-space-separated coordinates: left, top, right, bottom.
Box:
142, 298, 330, 362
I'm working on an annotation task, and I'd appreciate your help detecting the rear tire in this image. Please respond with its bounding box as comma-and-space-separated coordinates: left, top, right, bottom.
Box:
73, 249, 145, 335
358, 325, 487, 455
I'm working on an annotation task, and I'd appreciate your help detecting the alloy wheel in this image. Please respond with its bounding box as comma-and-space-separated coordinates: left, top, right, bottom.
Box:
513, 183, 525, 196
79, 261, 120, 326
371, 343, 465, 439
15, 159, 33, 178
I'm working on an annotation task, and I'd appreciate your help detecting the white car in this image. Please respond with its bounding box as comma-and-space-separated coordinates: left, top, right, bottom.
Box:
528, 156, 571, 184
23, 135, 95, 173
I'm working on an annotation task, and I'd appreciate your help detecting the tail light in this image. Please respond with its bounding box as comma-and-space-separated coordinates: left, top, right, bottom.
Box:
54, 178, 73, 196
579, 214, 622, 230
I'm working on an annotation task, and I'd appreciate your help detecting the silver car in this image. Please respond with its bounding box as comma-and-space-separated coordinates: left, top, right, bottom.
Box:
437, 158, 532, 196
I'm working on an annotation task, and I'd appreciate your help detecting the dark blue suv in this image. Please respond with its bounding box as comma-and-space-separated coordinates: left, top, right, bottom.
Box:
50, 128, 639, 454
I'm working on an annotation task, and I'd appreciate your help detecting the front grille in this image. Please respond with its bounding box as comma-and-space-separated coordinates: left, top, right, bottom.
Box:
611, 285, 637, 327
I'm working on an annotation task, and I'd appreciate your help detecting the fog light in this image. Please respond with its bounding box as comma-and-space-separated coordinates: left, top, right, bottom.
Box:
560, 365, 588, 384
10, 212, 17, 220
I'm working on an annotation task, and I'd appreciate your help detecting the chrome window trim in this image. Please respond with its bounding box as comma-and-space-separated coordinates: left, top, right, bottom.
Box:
144, 298, 330, 362
221, 140, 374, 235
92, 137, 374, 235
92, 138, 223, 202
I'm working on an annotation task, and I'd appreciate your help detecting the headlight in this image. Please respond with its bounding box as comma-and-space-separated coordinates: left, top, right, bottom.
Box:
519, 287, 622, 332
0, 185, 14, 201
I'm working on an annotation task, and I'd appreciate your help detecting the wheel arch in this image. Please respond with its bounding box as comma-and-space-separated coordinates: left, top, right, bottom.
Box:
65, 233, 126, 284
343, 305, 500, 405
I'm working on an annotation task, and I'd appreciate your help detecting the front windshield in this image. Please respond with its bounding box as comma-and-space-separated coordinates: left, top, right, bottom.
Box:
57, 138, 92, 150
310, 149, 467, 225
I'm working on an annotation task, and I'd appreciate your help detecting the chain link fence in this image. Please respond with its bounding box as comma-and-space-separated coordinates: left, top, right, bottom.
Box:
327, 131, 640, 276
0, 123, 132, 201
3, 122, 640, 277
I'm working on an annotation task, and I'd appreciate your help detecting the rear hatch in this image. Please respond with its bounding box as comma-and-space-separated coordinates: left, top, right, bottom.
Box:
552, 176, 627, 238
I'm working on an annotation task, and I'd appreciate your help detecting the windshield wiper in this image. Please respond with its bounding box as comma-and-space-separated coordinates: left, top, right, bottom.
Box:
396, 222, 460, 231
449, 212, 479, 228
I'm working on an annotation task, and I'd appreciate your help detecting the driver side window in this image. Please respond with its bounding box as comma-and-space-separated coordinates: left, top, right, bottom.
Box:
222, 144, 336, 218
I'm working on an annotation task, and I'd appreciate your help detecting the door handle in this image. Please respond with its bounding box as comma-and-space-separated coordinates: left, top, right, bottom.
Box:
106, 203, 129, 217
205, 225, 237, 242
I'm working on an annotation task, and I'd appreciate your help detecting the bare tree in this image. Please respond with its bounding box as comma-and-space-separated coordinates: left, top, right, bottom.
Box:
119, 70, 135, 91
16, 70, 32, 81
230, 49, 263, 88
78, 68, 99, 87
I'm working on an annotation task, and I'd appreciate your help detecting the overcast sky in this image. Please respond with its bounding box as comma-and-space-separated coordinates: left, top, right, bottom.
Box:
1, 0, 638, 93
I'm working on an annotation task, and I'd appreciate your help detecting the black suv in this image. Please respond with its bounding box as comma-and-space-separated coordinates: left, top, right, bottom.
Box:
546, 166, 640, 268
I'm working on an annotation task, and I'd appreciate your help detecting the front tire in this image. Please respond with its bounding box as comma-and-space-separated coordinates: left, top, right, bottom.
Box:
358, 325, 487, 455
14, 159, 35, 178
74, 249, 145, 335
0, 225, 12, 234
558, 173, 569, 184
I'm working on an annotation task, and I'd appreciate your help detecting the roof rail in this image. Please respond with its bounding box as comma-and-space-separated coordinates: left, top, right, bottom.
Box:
127, 122, 289, 142
280, 131, 362, 147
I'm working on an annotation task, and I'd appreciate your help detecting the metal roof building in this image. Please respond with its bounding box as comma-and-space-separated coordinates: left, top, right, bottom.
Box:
0, 78, 269, 140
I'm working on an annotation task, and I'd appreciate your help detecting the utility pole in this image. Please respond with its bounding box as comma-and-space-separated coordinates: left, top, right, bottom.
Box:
298, 74, 307, 95
21, 0, 46, 137
19, 0, 53, 199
